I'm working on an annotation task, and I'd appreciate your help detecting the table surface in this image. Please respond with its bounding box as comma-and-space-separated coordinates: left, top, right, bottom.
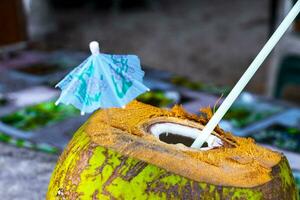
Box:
0, 142, 57, 199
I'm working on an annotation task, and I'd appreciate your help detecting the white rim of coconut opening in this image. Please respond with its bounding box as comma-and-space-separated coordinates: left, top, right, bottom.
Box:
149, 123, 223, 151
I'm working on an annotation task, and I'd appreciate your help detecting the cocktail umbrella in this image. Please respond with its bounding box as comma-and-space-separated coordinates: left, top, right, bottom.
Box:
55, 41, 149, 115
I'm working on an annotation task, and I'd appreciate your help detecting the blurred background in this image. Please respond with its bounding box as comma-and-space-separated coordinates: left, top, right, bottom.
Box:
0, 0, 299, 199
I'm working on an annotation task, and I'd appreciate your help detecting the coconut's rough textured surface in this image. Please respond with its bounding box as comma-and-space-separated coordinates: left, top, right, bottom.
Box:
47, 101, 298, 200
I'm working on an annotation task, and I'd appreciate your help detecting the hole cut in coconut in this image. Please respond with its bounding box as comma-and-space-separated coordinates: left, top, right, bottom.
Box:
159, 133, 207, 147
149, 122, 223, 150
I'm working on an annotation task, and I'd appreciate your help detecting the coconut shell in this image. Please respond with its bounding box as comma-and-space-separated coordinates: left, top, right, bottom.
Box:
47, 101, 299, 200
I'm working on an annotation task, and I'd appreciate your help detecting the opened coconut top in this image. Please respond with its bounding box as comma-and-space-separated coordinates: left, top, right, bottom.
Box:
85, 101, 282, 188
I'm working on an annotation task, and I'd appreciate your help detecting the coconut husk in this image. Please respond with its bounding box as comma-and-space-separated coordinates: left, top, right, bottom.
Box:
47, 101, 298, 200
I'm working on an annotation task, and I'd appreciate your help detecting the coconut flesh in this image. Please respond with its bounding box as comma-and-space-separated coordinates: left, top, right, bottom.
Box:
149, 122, 223, 150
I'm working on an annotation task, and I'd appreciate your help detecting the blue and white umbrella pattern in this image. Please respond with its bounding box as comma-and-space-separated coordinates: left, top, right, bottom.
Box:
55, 41, 149, 115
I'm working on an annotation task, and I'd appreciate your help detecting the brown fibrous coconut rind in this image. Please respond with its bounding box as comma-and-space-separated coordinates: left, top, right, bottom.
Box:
85, 100, 283, 188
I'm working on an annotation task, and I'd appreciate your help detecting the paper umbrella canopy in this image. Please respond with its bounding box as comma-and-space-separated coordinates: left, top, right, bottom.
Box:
55, 41, 149, 115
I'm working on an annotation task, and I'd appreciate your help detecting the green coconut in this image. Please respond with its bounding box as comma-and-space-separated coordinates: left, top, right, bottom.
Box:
47, 101, 298, 200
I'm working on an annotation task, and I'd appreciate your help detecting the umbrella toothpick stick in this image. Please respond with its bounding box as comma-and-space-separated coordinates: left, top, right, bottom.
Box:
191, 0, 300, 149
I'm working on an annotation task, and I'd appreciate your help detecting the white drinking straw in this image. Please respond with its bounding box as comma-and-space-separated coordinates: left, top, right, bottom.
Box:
191, 0, 300, 149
